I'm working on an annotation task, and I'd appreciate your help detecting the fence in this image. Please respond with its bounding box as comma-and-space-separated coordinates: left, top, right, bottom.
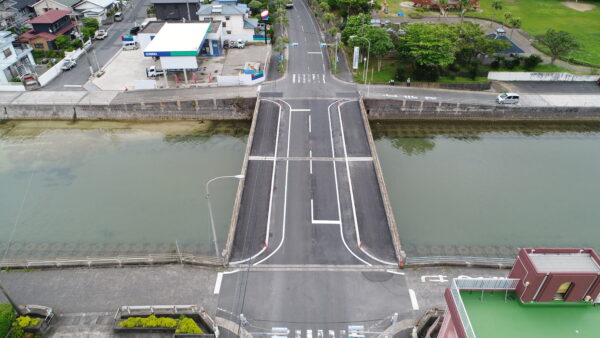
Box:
450, 279, 477, 338
488, 72, 598, 82
0, 253, 224, 269
454, 278, 520, 291
406, 255, 515, 268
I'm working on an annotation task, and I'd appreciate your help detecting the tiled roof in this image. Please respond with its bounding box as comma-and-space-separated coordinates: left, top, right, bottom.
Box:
20, 21, 75, 40
27, 9, 71, 24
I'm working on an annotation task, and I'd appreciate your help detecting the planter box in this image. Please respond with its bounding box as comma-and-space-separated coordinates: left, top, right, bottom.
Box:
18, 305, 54, 334
114, 313, 214, 336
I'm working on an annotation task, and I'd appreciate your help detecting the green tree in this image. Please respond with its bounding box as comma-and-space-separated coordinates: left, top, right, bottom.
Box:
401, 23, 458, 67
458, 0, 471, 22
535, 29, 579, 64
491, 0, 502, 24
248, 0, 262, 12
509, 17, 521, 39
437, 0, 448, 18
502, 11, 512, 28
82, 17, 99, 30
322, 12, 335, 24
364, 26, 394, 71
54, 35, 71, 50
341, 13, 371, 43
319, 1, 330, 12
453, 21, 509, 63
82, 27, 96, 41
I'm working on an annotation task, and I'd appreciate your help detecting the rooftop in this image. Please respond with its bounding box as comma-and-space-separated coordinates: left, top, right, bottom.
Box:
461, 291, 600, 337
140, 20, 166, 34
143, 22, 210, 56
197, 3, 245, 15
27, 9, 71, 24
529, 252, 600, 273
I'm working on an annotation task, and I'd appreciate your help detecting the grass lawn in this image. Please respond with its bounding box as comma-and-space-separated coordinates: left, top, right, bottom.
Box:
467, 0, 600, 66
375, 0, 438, 18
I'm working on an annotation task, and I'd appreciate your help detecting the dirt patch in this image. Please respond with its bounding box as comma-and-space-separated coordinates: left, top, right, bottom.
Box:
561, 1, 596, 11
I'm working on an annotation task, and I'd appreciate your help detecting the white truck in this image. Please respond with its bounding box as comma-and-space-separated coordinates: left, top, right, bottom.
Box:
146, 66, 165, 77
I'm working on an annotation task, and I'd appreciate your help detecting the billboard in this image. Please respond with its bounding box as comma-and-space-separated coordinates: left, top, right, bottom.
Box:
353, 46, 359, 70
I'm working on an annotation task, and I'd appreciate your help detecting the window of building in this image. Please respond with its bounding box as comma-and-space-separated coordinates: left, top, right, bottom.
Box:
34, 43, 44, 49
222, 21, 226, 27
3, 49, 12, 58
225, 16, 230, 20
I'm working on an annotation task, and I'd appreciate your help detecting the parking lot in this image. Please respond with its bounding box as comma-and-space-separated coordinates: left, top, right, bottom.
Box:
91, 43, 269, 90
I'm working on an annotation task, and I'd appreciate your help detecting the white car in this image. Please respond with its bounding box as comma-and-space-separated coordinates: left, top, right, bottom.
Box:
61, 59, 76, 70
496, 93, 520, 104
94, 29, 108, 40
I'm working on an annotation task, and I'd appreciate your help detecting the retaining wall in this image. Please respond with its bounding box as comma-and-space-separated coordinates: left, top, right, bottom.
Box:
2, 97, 256, 120
488, 72, 599, 82
365, 99, 600, 120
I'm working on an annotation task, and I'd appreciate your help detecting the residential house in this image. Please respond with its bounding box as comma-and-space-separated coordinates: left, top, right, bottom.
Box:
0, 30, 35, 83
151, 0, 200, 22
14, 0, 37, 19
0, 0, 17, 30
197, 2, 257, 42
73, 0, 115, 23
18, 9, 75, 49
32, 0, 79, 16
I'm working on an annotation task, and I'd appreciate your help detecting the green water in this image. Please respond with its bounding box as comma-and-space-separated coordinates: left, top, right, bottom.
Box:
0, 120, 248, 258
372, 122, 600, 258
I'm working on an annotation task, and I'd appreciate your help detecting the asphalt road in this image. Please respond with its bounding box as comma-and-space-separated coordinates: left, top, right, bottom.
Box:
222, 0, 407, 335
42, 0, 151, 91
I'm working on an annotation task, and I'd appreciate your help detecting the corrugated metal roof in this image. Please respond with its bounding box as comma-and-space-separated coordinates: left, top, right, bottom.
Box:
197, 3, 244, 15
529, 253, 600, 273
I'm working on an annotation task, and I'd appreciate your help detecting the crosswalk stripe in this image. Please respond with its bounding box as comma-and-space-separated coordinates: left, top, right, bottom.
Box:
295, 330, 301, 338
329, 330, 335, 338
292, 74, 327, 84
307, 329, 312, 338
293, 74, 296, 83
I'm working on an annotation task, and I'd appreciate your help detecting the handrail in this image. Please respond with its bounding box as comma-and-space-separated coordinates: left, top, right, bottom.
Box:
455, 278, 520, 291
450, 279, 477, 338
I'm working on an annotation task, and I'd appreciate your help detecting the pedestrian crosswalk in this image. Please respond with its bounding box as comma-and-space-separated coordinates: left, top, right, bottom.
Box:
280, 328, 349, 338
292, 73, 327, 84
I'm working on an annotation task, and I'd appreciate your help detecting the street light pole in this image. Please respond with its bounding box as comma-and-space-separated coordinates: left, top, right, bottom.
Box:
205, 174, 245, 257
0, 280, 23, 316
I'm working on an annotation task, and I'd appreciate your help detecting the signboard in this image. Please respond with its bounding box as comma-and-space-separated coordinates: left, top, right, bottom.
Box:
143, 51, 199, 57
352, 46, 359, 70
121, 35, 134, 41
253, 34, 272, 41
397, 12, 404, 16
260, 10, 269, 20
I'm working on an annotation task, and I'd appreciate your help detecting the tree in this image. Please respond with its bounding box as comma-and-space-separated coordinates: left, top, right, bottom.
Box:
491, 0, 502, 24
248, 0, 262, 12
453, 22, 509, 64
535, 29, 579, 64
323, 12, 335, 24
502, 11, 512, 29
509, 17, 521, 39
458, 0, 472, 22
82, 27, 96, 41
54, 35, 71, 50
401, 23, 458, 67
83, 17, 99, 30
437, 0, 448, 18
320, 1, 330, 12
364, 27, 394, 71
341, 13, 371, 43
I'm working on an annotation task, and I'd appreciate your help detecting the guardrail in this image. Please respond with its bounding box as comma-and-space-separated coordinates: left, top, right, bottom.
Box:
455, 277, 520, 291
0, 253, 224, 269
406, 256, 515, 268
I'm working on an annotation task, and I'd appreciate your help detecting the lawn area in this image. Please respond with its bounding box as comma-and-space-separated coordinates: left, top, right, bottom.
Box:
467, 0, 600, 66
352, 58, 399, 83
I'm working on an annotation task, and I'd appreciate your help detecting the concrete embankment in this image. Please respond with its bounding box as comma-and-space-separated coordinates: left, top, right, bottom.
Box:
365, 98, 600, 120
2, 97, 256, 120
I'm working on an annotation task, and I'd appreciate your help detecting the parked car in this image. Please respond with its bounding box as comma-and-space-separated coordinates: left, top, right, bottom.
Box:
123, 41, 138, 50
146, 66, 164, 77
286, 1, 293, 8
61, 59, 77, 70
130, 26, 141, 35
94, 29, 108, 40
496, 93, 520, 104
114, 12, 123, 21
228, 39, 245, 49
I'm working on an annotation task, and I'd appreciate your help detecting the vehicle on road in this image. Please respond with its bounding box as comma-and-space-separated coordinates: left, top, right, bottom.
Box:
61, 59, 77, 70
94, 29, 108, 40
286, 1, 293, 8
146, 66, 164, 77
130, 26, 141, 35
227, 39, 245, 49
123, 41, 138, 50
597, 77, 600, 86
114, 12, 123, 21
496, 93, 520, 104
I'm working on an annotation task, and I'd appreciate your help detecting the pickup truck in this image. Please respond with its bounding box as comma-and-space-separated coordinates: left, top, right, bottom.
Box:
146, 66, 164, 77
94, 29, 108, 40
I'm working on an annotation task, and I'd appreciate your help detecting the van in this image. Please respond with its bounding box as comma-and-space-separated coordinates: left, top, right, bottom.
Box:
123, 41, 138, 50
496, 93, 520, 104
114, 12, 123, 21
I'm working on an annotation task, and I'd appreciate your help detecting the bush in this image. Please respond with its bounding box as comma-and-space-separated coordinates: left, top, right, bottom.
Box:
523, 54, 543, 71
15, 316, 41, 328
0, 303, 16, 338
502, 57, 520, 70
408, 11, 423, 19
176, 317, 203, 334
119, 315, 177, 329
7, 326, 24, 338
412, 65, 439, 82
394, 67, 407, 81
490, 59, 501, 70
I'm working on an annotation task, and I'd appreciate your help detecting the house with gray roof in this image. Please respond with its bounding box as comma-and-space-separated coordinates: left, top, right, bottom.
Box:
150, 0, 200, 21
32, 0, 79, 16
197, 2, 257, 42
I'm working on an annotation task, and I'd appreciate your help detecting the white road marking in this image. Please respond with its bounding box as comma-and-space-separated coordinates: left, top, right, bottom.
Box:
338, 101, 397, 266
307, 330, 313, 338
296, 330, 302, 338
213, 272, 223, 294
323, 74, 326, 83
308, 51, 322, 54
248, 156, 373, 161
293, 74, 296, 83
409, 289, 420, 310
308, 114, 312, 133
303, 74, 306, 83
327, 101, 371, 266
254, 99, 293, 265
311, 199, 340, 224
318, 329, 324, 338
290, 109, 311, 112
264, 99, 283, 249
309, 150, 313, 174
329, 330, 335, 338
313, 74, 316, 81
386, 269, 406, 275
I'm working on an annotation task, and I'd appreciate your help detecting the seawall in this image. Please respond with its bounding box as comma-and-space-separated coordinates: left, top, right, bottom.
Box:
365, 99, 600, 120
1, 98, 256, 120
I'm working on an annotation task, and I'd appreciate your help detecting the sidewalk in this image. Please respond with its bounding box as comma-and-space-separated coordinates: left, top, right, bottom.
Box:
374, 14, 594, 74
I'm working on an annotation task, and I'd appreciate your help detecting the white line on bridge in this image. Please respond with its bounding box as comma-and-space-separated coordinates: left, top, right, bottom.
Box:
387, 269, 406, 275
213, 269, 241, 294
308, 114, 312, 133
307, 52, 322, 54
309, 150, 313, 174
311, 199, 341, 225
290, 108, 311, 111
409, 289, 420, 310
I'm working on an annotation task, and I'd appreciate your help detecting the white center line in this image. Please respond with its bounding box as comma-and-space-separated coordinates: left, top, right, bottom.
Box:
309, 149, 313, 174
308, 114, 312, 133
307, 51, 322, 54
409, 289, 420, 310
293, 74, 296, 83
290, 109, 311, 112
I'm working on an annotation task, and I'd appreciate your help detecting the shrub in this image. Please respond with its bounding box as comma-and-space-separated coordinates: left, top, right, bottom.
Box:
408, 12, 423, 19
176, 317, 203, 334
502, 57, 518, 70
490, 59, 501, 70
523, 54, 543, 71
15, 316, 41, 328
412, 65, 439, 82
10, 77, 21, 82
7, 326, 24, 338
0, 303, 16, 338
119, 315, 177, 329
394, 67, 407, 81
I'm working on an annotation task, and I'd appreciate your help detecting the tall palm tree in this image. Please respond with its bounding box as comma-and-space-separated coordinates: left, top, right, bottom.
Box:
509, 17, 521, 39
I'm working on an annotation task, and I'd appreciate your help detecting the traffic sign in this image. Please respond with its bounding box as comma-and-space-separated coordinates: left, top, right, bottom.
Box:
261, 10, 269, 20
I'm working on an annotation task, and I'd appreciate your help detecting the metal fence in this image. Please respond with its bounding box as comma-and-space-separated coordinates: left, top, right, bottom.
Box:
450, 279, 477, 338
455, 278, 520, 291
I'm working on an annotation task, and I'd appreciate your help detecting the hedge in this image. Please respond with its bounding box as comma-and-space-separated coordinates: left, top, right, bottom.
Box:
0, 303, 16, 338
118, 314, 203, 334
